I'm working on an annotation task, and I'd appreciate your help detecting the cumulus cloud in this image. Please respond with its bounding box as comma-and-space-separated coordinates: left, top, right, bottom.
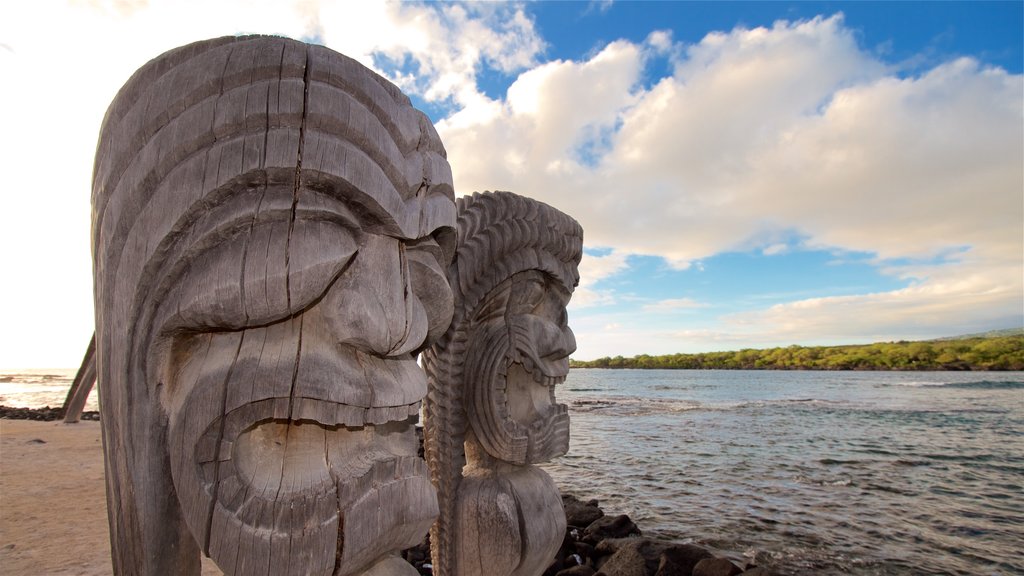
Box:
1, 4, 1019, 365
312, 1, 544, 105
646, 30, 674, 55
571, 251, 630, 309
439, 13, 1022, 356
0, 0, 543, 367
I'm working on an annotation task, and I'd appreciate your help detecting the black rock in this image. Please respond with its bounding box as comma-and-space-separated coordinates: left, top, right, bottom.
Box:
557, 566, 598, 576
595, 537, 647, 557
584, 515, 642, 544
575, 541, 598, 564
739, 568, 778, 576
545, 527, 583, 575
595, 538, 656, 576
655, 544, 714, 576
564, 493, 605, 528
401, 533, 433, 575
0, 405, 100, 421
693, 557, 743, 576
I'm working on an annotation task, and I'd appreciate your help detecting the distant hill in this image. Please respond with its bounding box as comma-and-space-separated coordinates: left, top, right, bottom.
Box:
930, 327, 1024, 341
570, 333, 1024, 371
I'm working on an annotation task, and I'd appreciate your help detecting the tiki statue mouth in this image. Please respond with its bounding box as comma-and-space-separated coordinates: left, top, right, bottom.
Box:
223, 412, 420, 501
169, 336, 439, 576
505, 361, 568, 434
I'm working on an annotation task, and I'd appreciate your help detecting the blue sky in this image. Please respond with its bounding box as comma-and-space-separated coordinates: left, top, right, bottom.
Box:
1, 0, 1021, 366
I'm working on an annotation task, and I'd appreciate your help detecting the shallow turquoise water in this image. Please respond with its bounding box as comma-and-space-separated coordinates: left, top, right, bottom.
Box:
541, 370, 1024, 575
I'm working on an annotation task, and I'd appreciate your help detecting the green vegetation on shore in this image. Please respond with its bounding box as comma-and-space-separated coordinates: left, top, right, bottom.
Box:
570, 334, 1024, 371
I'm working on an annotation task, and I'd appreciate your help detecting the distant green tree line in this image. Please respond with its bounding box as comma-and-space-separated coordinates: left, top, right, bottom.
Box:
569, 336, 1024, 371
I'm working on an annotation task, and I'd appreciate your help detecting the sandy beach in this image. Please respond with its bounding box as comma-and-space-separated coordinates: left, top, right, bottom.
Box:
0, 419, 221, 575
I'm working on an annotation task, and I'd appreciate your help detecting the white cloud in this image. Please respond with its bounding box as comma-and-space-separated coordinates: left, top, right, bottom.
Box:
438, 13, 1021, 357
645, 30, 674, 55
0, 0, 544, 367
571, 250, 630, 309
642, 298, 709, 312
718, 260, 1021, 345
587, 0, 614, 16
440, 38, 643, 186
1, 5, 1019, 366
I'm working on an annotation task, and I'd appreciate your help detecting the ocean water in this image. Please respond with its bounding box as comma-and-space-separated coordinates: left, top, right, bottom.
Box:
0, 368, 96, 411
3, 369, 1021, 574
541, 370, 1024, 575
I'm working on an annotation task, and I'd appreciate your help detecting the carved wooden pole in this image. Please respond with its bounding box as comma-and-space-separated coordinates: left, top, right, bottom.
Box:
62, 333, 96, 423
92, 36, 455, 575
423, 191, 582, 576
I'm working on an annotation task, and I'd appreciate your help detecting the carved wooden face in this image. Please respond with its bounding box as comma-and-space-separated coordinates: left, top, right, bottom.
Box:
91, 36, 457, 575
161, 181, 454, 575
466, 271, 576, 466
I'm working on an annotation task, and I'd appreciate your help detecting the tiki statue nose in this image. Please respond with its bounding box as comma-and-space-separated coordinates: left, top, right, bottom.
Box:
319, 235, 429, 356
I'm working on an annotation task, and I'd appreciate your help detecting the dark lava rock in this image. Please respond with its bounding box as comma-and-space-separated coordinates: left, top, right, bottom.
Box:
557, 566, 598, 576
400, 533, 432, 575
655, 544, 714, 576
693, 557, 743, 576
595, 538, 655, 576
584, 514, 642, 544
575, 541, 598, 562
595, 537, 646, 556
595, 538, 716, 576
564, 493, 605, 527
0, 405, 100, 421
545, 528, 585, 575
415, 426, 425, 458
738, 568, 778, 576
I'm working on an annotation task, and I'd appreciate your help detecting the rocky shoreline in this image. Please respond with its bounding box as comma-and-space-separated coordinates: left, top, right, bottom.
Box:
0, 405, 100, 421
400, 494, 778, 576
2, 407, 780, 576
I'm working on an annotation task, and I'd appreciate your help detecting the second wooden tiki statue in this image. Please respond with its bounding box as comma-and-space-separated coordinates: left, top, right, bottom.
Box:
423, 191, 583, 576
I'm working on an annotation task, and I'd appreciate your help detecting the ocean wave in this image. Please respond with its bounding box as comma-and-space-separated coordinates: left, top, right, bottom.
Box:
725, 398, 836, 411
793, 474, 854, 487
886, 380, 1024, 390
570, 396, 701, 415
567, 395, 838, 415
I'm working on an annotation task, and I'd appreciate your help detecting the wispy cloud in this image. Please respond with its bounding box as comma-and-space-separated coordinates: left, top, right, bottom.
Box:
586, 0, 615, 16
642, 298, 710, 312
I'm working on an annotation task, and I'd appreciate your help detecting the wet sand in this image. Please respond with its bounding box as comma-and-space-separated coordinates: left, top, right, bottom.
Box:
0, 419, 221, 575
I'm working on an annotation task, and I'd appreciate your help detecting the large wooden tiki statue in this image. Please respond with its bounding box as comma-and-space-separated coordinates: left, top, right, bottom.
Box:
423, 191, 582, 576
91, 36, 455, 575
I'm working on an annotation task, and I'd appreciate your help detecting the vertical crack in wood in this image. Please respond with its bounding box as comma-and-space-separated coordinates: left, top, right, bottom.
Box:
327, 424, 345, 576
286, 313, 305, 423
236, 46, 261, 329
285, 45, 311, 314
390, 242, 412, 356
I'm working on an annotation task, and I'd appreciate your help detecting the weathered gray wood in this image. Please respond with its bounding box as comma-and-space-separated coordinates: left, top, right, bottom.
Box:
62, 333, 97, 423
92, 35, 454, 575
423, 191, 583, 576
